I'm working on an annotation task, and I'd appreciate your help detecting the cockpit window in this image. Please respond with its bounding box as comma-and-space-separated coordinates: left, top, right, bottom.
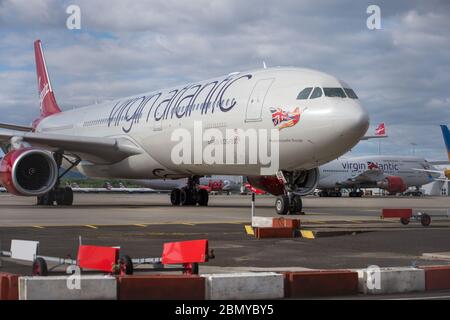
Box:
310, 87, 322, 99
323, 87, 346, 98
297, 87, 313, 100
344, 88, 358, 99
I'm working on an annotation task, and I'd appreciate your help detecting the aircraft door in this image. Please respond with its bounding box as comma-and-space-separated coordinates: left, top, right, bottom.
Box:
245, 78, 274, 122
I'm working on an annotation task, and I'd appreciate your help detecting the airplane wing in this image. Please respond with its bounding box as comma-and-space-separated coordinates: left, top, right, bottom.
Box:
0, 122, 32, 132
412, 168, 442, 174
360, 135, 388, 140
428, 160, 450, 165
0, 130, 142, 164
337, 169, 385, 187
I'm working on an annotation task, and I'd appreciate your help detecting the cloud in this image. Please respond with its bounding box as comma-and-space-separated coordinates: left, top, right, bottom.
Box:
0, 0, 449, 160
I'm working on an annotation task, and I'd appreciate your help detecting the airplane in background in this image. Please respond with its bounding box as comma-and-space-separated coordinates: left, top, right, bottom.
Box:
317, 125, 450, 197
317, 156, 440, 197
134, 175, 242, 194
0, 40, 369, 215
412, 125, 450, 185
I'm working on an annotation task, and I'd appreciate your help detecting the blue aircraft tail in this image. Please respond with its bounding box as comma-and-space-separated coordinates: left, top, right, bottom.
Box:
440, 125, 450, 161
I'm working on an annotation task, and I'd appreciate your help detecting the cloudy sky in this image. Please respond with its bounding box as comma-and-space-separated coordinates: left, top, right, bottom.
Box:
0, 0, 449, 159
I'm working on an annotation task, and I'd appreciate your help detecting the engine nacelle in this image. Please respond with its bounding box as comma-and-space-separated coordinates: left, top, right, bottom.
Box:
247, 168, 320, 196
0, 148, 58, 196
377, 176, 407, 194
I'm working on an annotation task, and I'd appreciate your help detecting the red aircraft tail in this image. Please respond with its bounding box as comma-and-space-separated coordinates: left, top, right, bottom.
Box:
34, 40, 61, 120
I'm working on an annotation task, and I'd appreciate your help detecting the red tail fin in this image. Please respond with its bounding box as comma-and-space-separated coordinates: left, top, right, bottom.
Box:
34, 40, 61, 118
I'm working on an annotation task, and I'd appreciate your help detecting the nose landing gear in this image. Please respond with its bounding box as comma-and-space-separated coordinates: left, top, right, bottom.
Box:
275, 193, 302, 215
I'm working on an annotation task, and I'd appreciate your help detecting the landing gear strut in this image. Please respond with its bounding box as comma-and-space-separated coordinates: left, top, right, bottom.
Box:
170, 176, 209, 207
37, 153, 80, 206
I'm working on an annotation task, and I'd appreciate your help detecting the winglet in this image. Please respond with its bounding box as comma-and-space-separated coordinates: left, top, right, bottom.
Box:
440, 125, 450, 161
34, 40, 61, 119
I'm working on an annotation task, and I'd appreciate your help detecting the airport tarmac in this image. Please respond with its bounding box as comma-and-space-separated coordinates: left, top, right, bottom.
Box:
1, 193, 450, 276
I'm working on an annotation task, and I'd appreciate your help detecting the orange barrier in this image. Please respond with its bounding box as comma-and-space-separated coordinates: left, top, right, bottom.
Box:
0, 272, 19, 300
284, 270, 358, 297
381, 208, 412, 219
272, 218, 301, 229
255, 227, 295, 239
117, 275, 205, 300
419, 265, 450, 291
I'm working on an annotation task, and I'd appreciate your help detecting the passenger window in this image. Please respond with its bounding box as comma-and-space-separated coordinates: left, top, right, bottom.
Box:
297, 87, 313, 100
310, 87, 322, 99
344, 88, 358, 99
323, 88, 346, 98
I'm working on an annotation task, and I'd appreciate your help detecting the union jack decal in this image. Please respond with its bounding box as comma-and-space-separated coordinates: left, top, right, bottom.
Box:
270, 107, 301, 130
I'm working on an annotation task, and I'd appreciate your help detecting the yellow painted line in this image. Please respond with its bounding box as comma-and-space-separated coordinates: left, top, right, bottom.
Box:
32, 225, 45, 229
85, 225, 98, 229
310, 220, 326, 224
181, 223, 196, 226
244, 225, 254, 236
300, 230, 315, 239
133, 224, 147, 227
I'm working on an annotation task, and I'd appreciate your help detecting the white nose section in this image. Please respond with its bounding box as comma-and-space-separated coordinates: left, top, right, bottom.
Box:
337, 102, 370, 140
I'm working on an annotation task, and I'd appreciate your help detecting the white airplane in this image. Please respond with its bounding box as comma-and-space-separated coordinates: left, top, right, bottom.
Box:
317, 126, 450, 197
0, 40, 369, 215
317, 155, 441, 197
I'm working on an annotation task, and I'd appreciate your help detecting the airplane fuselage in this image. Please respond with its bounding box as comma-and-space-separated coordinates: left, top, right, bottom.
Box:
36, 67, 369, 180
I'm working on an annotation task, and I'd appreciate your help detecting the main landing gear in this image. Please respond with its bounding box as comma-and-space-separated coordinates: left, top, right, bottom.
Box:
319, 190, 342, 197
37, 153, 80, 206
170, 176, 209, 207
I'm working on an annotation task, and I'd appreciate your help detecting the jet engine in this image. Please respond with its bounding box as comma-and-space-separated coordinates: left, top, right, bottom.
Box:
247, 168, 320, 196
0, 148, 58, 196
377, 176, 407, 194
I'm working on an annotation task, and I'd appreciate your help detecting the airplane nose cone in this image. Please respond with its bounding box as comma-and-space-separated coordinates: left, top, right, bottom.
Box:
310, 100, 369, 164
336, 102, 370, 141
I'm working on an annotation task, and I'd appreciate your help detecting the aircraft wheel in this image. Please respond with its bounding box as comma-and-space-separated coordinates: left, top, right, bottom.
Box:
56, 187, 74, 206
32, 257, 48, 276
170, 188, 181, 205
337, 191, 342, 197
37, 196, 44, 205
421, 214, 431, 227
289, 196, 302, 214
39, 191, 55, 206
63, 187, 74, 205
275, 195, 289, 215
400, 217, 410, 225
197, 189, 209, 206
118, 255, 134, 275
180, 188, 195, 206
